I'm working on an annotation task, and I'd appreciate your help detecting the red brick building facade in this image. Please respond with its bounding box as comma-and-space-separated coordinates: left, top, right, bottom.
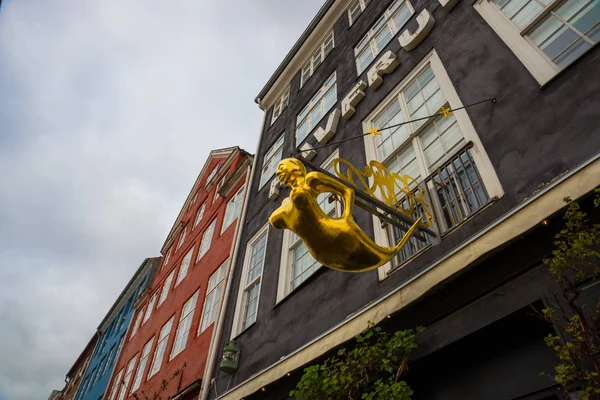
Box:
105, 147, 252, 400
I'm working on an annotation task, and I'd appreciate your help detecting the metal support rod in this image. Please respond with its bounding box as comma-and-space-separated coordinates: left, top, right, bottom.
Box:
298, 155, 436, 240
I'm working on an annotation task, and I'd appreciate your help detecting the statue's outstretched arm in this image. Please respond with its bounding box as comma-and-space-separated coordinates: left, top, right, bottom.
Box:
307, 171, 354, 220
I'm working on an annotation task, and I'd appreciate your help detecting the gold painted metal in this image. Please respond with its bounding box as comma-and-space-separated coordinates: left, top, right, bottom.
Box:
268, 158, 423, 273
333, 158, 433, 227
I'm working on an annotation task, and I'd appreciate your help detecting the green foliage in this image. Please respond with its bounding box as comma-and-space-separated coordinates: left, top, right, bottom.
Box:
541, 190, 600, 398
290, 323, 424, 400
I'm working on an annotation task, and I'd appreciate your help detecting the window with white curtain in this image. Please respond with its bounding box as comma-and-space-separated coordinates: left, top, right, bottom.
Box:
142, 292, 157, 324
300, 31, 335, 87
259, 135, 285, 189
231, 225, 268, 337
158, 270, 175, 306
354, 0, 414, 74
130, 337, 154, 393
129, 307, 144, 339
170, 291, 199, 359
197, 219, 216, 261
176, 248, 193, 286
271, 86, 290, 125
161, 247, 171, 270
296, 72, 337, 145
222, 185, 245, 233
475, 0, 599, 84
176, 226, 187, 250
148, 317, 174, 378
348, 0, 373, 26
194, 203, 206, 227
199, 261, 227, 333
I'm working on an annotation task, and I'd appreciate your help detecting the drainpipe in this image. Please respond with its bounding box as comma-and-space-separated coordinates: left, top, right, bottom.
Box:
199, 105, 267, 400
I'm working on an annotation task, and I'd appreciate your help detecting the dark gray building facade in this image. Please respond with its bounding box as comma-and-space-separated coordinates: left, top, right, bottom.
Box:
210, 0, 600, 398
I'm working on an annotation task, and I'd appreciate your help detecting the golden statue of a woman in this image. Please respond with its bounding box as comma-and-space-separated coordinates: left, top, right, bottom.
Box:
268, 158, 422, 272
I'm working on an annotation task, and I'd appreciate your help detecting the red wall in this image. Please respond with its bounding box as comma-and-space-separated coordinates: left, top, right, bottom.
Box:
106, 151, 248, 399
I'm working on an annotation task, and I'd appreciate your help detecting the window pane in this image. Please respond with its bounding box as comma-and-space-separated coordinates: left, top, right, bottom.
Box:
502, 0, 531, 19
247, 232, 267, 284
572, 0, 600, 39
349, 1, 362, 24
554, 37, 592, 67
355, 0, 413, 74
242, 283, 259, 329
296, 73, 337, 144
309, 106, 323, 128
420, 116, 465, 169
392, 3, 413, 31
426, 89, 445, 114
374, 25, 393, 50
357, 49, 375, 72
324, 87, 337, 110
556, 0, 590, 21
291, 242, 319, 290
540, 23, 580, 59
512, 0, 544, 28
529, 13, 563, 45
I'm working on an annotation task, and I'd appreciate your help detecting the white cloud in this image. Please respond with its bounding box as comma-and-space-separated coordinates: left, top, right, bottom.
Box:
0, 0, 325, 398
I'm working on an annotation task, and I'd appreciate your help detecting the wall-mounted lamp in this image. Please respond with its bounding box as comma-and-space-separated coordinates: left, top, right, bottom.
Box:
219, 340, 240, 374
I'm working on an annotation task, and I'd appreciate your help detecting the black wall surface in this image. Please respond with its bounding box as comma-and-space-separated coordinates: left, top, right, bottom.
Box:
211, 0, 600, 397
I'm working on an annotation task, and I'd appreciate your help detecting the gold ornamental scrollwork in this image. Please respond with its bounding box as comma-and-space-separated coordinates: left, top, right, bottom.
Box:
332, 158, 433, 227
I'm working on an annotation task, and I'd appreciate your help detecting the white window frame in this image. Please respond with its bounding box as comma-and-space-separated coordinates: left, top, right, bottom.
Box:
276, 150, 342, 303
158, 270, 175, 306
194, 203, 206, 228
300, 30, 335, 88
296, 72, 337, 145
116, 354, 137, 400
142, 292, 157, 324
271, 86, 291, 125
231, 224, 269, 338
170, 291, 199, 359
147, 316, 174, 379
161, 247, 171, 270
129, 307, 144, 340
176, 248, 194, 286
130, 336, 154, 393
197, 219, 217, 261
362, 50, 503, 280
348, 0, 372, 26
222, 185, 245, 234
199, 261, 227, 333
473, 0, 598, 84
354, 0, 414, 74
259, 135, 285, 189
176, 226, 187, 250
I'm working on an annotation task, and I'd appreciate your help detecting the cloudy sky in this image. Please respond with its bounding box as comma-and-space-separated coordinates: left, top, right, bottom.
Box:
0, 0, 325, 398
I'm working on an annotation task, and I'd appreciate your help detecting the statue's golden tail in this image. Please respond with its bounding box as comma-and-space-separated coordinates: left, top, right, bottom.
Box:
390, 216, 424, 254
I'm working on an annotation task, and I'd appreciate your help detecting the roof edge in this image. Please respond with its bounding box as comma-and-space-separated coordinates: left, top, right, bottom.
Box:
96, 257, 161, 331
254, 0, 336, 105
